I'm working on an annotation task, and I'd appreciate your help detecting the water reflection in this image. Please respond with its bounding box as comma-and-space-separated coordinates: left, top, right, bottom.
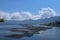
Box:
0, 25, 60, 40
5, 27, 51, 38
5, 33, 34, 38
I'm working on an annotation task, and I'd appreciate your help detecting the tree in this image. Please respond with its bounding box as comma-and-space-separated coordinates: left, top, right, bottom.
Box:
0, 19, 4, 22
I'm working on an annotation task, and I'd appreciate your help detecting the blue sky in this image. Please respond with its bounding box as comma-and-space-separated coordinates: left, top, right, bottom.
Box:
0, 0, 60, 15
0, 0, 60, 20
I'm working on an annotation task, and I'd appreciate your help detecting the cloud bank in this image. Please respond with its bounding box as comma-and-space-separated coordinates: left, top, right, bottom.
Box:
0, 7, 57, 21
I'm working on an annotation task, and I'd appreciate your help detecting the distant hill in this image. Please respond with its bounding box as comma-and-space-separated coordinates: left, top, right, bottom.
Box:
43, 20, 60, 27
18, 16, 60, 24
0, 16, 60, 25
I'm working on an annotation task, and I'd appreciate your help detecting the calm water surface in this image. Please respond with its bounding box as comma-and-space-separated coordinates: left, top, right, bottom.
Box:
0, 25, 60, 40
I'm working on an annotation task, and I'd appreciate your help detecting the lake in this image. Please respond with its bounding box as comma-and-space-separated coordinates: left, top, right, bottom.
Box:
0, 25, 60, 40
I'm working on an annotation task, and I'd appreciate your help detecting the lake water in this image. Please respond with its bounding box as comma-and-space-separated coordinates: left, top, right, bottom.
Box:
0, 25, 60, 40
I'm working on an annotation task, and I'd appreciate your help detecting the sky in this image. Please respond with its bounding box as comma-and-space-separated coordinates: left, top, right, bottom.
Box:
0, 0, 60, 21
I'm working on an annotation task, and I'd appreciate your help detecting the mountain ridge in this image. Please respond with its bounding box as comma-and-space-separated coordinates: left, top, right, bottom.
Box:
0, 16, 60, 25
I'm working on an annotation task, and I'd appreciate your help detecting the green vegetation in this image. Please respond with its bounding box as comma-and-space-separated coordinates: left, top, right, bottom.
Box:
0, 19, 4, 22
43, 21, 60, 27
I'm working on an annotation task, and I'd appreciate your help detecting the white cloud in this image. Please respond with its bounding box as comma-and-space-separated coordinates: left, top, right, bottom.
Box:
38, 7, 57, 19
0, 7, 57, 21
11, 12, 25, 20
0, 11, 11, 20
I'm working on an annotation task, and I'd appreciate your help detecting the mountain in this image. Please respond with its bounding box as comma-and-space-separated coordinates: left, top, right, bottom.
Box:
0, 16, 60, 25
19, 16, 60, 24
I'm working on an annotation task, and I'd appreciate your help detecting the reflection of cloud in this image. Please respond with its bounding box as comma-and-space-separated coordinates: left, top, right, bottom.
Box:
0, 7, 57, 21
5, 33, 33, 38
